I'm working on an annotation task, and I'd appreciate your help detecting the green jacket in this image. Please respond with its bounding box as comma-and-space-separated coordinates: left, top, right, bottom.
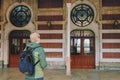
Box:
25, 42, 47, 78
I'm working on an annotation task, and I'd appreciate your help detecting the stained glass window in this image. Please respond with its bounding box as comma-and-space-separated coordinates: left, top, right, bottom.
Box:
10, 5, 31, 27
9, 30, 31, 38
71, 4, 94, 27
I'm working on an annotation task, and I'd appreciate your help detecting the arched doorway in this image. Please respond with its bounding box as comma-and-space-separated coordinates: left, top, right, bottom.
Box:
9, 30, 30, 67
3, 2, 35, 67
70, 29, 95, 69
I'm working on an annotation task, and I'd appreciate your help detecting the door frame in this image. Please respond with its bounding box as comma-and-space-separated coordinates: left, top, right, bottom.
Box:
70, 28, 100, 69
70, 30, 95, 69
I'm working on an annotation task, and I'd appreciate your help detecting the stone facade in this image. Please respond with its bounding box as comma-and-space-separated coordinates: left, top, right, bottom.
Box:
0, 0, 120, 70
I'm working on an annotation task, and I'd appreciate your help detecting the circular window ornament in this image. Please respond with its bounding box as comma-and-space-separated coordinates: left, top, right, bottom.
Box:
10, 5, 31, 27
71, 4, 94, 27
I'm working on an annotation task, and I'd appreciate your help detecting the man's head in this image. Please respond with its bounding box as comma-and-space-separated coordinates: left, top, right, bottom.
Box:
30, 32, 40, 43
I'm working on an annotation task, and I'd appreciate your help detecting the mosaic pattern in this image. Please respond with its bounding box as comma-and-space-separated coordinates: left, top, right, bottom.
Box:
71, 4, 94, 27
10, 5, 31, 27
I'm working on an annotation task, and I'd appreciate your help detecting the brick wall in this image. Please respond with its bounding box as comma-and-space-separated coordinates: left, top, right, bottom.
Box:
36, 0, 64, 58
101, 0, 120, 59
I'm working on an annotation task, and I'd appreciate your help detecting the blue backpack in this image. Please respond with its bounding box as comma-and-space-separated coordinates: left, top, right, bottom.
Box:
18, 47, 39, 75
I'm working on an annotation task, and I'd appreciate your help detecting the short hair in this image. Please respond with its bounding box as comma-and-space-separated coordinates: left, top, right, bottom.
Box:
30, 32, 40, 43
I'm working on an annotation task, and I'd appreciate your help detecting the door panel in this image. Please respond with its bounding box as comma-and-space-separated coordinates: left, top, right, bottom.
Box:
71, 55, 95, 68
71, 38, 95, 68
9, 30, 30, 67
70, 30, 95, 69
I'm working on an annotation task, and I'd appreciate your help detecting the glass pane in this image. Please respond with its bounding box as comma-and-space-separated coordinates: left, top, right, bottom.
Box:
22, 39, 30, 49
70, 38, 81, 55
84, 38, 94, 56
76, 39, 81, 53
23, 39, 26, 49
70, 38, 77, 54
84, 39, 90, 55
90, 38, 94, 55
70, 38, 74, 54
9, 30, 30, 38
84, 30, 95, 37
11, 39, 20, 54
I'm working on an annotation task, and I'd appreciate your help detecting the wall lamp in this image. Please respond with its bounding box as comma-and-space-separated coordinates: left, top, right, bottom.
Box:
47, 21, 52, 29
113, 20, 119, 29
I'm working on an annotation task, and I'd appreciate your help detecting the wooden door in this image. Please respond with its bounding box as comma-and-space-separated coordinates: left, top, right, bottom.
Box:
9, 30, 30, 67
70, 30, 95, 69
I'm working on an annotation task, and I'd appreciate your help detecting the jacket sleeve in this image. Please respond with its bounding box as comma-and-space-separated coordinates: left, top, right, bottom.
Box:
39, 47, 47, 69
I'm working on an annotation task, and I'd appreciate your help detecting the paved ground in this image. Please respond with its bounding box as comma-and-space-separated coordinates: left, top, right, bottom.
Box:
0, 68, 120, 80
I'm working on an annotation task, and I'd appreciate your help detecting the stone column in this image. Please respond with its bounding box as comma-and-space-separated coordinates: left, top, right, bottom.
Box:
3, 39, 9, 68
66, 2, 71, 76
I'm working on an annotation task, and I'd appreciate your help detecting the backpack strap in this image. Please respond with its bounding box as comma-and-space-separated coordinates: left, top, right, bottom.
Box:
33, 60, 40, 66
31, 46, 40, 51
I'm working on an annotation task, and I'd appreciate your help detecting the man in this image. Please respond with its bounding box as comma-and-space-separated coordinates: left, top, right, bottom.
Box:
24, 32, 47, 80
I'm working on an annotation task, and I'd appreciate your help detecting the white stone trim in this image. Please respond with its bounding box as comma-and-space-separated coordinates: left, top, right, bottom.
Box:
37, 30, 64, 34
102, 7, 120, 14
102, 49, 120, 52
44, 48, 63, 52
47, 58, 64, 61
101, 59, 120, 62
37, 8, 63, 16
102, 39, 120, 43
102, 30, 120, 33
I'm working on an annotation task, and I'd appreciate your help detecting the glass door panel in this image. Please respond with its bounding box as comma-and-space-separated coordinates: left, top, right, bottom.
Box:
11, 38, 20, 54
70, 38, 81, 55
22, 39, 30, 50
84, 39, 90, 55
83, 38, 94, 56
76, 39, 81, 53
